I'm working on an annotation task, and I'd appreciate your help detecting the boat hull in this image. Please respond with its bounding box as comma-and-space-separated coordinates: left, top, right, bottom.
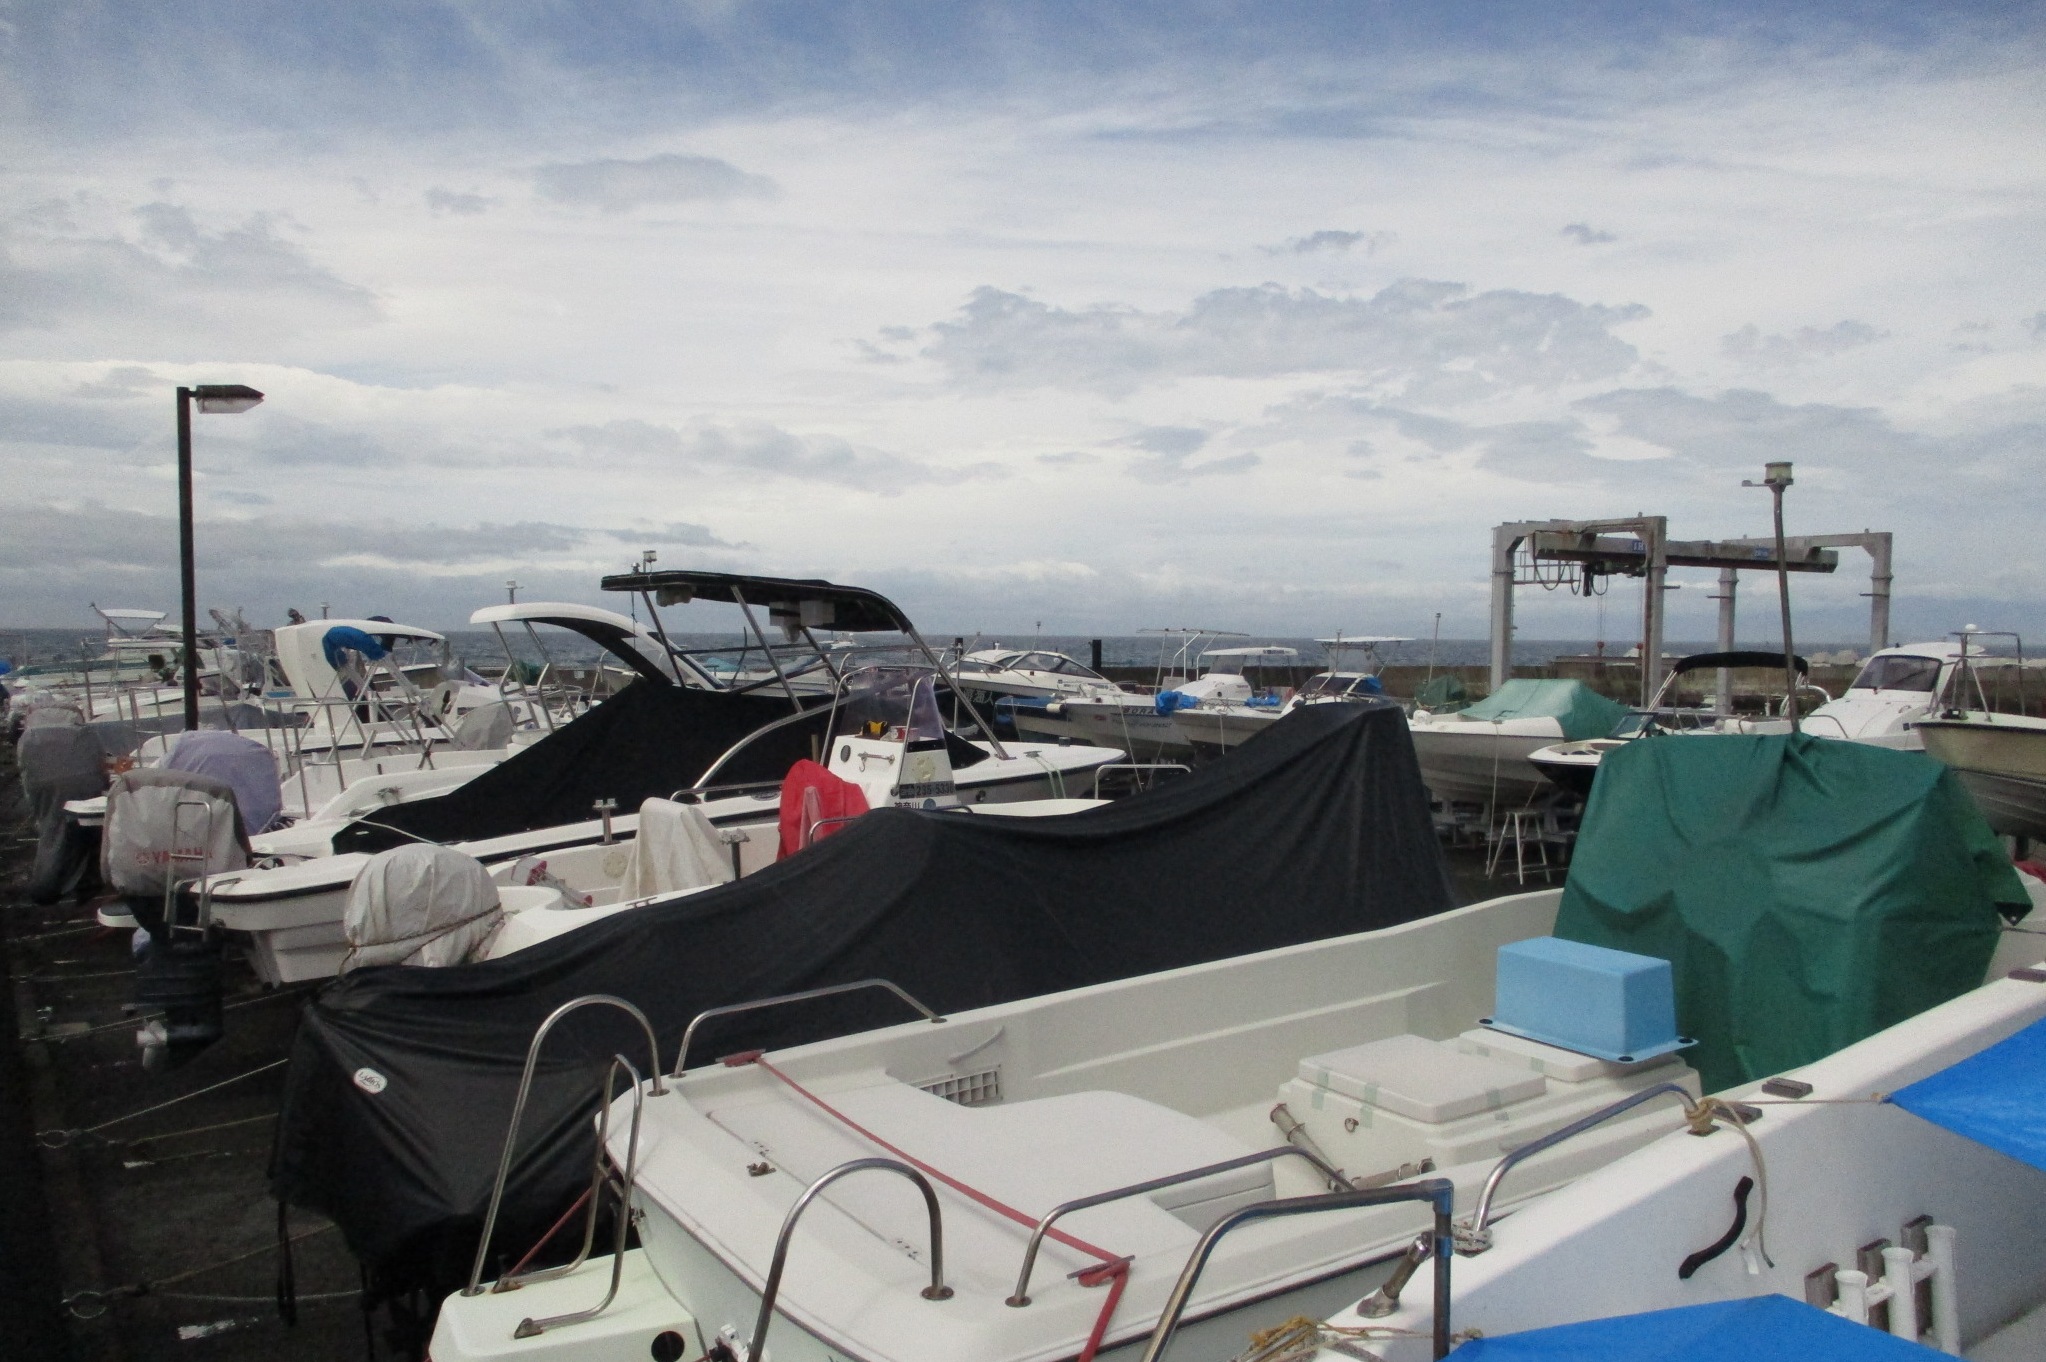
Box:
1406, 723, 1563, 807
1917, 719, 2046, 840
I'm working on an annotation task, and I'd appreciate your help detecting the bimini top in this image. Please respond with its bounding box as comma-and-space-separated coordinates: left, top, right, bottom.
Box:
600, 569, 913, 634
469, 601, 688, 686
1670, 650, 1809, 676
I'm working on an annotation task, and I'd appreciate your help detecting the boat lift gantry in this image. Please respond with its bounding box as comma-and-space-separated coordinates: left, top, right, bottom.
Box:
1488, 517, 1893, 705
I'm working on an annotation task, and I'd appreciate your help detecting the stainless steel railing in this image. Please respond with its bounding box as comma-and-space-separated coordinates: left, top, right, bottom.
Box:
1005, 1144, 1348, 1308
672, 978, 945, 1077
744, 1158, 952, 1362
1141, 1178, 1457, 1362
465, 994, 666, 1318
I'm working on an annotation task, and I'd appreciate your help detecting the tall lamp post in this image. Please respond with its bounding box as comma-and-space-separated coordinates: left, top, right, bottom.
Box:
1743, 461, 1798, 734
175, 384, 265, 730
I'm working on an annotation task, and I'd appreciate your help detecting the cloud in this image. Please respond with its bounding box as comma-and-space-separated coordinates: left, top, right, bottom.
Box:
555, 418, 996, 493
913, 280, 1648, 399
1560, 223, 1616, 245
597, 521, 745, 550
1264, 229, 1396, 256
0, 199, 377, 348
1036, 450, 1100, 465
71, 365, 160, 399
1107, 424, 1259, 481
533, 153, 777, 212
424, 188, 495, 216
1721, 320, 1886, 365
1574, 386, 1924, 471
2030, 312, 2046, 340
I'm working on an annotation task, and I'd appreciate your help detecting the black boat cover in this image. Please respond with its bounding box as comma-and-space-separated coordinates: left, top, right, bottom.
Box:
271, 701, 1454, 1303
331, 680, 831, 855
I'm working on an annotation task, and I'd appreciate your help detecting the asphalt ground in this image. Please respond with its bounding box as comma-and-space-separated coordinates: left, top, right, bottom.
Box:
0, 732, 1538, 1362
1, 736, 366, 1362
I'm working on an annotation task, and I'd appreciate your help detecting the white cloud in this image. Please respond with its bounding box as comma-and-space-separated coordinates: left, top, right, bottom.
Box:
910, 281, 1649, 400
532, 153, 777, 211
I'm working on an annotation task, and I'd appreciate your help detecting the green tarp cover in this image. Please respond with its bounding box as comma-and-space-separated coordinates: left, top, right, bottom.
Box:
1458, 678, 1628, 741
1555, 734, 2028, 1092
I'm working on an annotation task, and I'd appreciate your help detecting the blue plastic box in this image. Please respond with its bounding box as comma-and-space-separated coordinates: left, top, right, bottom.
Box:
1482, 936, 1690, 1063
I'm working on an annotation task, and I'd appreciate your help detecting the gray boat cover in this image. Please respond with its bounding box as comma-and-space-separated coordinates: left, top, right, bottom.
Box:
100, 767, 249, 900
341, 845, 505, 973
17, 712, 107, 903
163, 730, 284, 834
270, 700, 1457, 1307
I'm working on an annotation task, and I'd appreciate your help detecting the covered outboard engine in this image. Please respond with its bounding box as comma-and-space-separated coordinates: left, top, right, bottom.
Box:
340, 844, 505, 972
101, 767, 250, 1067
17, 707, 107, 904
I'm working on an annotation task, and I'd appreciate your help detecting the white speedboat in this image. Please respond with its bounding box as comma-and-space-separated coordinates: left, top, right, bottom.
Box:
1175, 637, 1409, 759
431, 864, 2045, 1362
1054, 645, 1297, 761
1408, 679, 1629, 809
951, 648, 1130, 743
1526, 651, 1809, 800
1800, 641, 1969, 750
202, 573, 1123, 983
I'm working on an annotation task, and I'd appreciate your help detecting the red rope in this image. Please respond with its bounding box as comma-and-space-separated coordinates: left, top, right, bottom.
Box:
505, 1186, 594, 1280
743, 1052, 1133, 1361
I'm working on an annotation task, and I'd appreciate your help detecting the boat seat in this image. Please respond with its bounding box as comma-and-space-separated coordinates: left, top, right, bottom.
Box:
705, 1073, 1273, 1288
622, 798, 732, 898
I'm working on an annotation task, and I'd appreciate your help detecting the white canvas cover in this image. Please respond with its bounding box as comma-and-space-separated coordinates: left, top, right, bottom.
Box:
449, 701, 515, 751
621, 797, 733, 898
341, 843, 504, 973
101, 768, 249, 897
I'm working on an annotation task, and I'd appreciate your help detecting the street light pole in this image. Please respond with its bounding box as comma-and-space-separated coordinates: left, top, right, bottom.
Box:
1744, 461, 1798, 734
174, 384, 265, 730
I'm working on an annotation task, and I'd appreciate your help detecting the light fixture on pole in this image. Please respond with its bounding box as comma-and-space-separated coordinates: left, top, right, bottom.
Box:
1742, 461, 1798, 733
175, 384, 265, 730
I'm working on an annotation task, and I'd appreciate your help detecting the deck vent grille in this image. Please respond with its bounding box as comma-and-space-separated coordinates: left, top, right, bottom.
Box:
918, 1067, 1001, 1107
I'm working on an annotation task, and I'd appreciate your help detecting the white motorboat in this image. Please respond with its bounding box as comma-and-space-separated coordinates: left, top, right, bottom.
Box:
202, 572, 1123, 983
1526, 651, 1809, 800
1054, 645, 1298, 761
1408, 679, 1629, 809
1310, 934, 2046, 1360
433, 886, 1703, 1362
431, 859, 2045, 1362
1174, 637, 1409, 759
950, 648, 1129, 744
1800, 641, 1970, 750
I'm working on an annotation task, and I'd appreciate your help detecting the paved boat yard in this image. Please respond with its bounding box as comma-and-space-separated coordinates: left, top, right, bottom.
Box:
0, 730, 1507, 1362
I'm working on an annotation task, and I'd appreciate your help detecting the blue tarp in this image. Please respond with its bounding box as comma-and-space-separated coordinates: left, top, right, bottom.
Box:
1155, 690, 1196, 715
320, 626, 388, 668
1448, 1293, 1934, 1359
1891, 1015, 2046, 1173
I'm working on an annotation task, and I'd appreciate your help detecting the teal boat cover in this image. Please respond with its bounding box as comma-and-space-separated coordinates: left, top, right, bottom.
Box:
1447, 1294, 1935, 1359
1555, 734, 2028, 1091
1458, 678, 1628, 741
1892, 1014, 2046, 1173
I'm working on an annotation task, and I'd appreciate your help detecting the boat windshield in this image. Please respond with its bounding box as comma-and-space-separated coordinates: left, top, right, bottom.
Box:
1850, 655, 1943, 693
1016, 651, 1104, 679
835, 667, 946, 741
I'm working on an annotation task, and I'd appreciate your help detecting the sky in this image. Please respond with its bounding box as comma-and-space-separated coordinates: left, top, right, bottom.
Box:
2, 2, 2043, 647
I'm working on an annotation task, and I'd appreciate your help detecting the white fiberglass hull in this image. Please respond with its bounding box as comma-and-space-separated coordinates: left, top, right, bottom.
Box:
597, 890, 1725, 1362
1041, 699, 1191, 758
1172, 705, 1279, 756
1405, 720, 1564, 807
1347, 944, 2046, 1360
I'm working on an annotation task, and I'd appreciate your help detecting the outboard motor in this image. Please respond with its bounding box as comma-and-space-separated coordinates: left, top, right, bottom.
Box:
17, 706, 107, 904
101, 768, 250, 1067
